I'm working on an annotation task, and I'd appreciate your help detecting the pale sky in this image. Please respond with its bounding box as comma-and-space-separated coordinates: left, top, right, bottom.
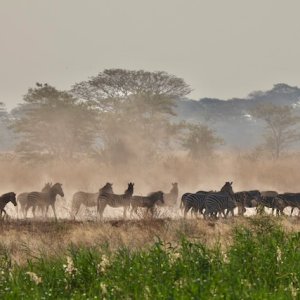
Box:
1, 0, 300, 109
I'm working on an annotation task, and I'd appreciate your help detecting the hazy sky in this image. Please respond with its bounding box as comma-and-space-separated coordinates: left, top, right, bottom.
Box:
1, 0, 300, 109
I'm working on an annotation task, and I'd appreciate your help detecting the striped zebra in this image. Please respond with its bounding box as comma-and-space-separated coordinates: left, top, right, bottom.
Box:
182, 191, 211, 218
164, 183, 179, 207
180, 193, 192, 210
71, 190, 99, 218
204, 182, 237, 219
130, 191, 164, 217
274, 193, 300, 216
97, 183, 134, 219
0, 192, 17, 219
244, 190, 261, 206
25, 183, 64, 219
234, 192, 248, 216
17, 183, 52, 218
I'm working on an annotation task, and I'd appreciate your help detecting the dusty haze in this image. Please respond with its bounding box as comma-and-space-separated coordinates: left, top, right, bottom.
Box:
1, 152, 300, 219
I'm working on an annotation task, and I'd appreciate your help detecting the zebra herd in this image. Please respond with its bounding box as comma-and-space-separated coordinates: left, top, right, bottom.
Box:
181, 183, 300, 218
10, 182, 175, 220
0, 180, 299, 220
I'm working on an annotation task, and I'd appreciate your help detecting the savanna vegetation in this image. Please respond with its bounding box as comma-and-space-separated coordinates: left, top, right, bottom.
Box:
0, 217, 299, 299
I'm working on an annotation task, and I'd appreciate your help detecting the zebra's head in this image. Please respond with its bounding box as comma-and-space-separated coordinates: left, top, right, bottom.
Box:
151, 191, 164, 204
52, 183, 64, 198
221, 181, 234, 196
172, 182, 178, 190
100, 183, 113, 194
126, 182, 134, 195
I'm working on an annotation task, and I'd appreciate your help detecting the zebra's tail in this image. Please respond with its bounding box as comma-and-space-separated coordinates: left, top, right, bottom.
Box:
180, 195, 185, 210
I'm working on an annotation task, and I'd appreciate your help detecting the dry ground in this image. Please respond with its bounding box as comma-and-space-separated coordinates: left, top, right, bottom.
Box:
0, 216, 300, 265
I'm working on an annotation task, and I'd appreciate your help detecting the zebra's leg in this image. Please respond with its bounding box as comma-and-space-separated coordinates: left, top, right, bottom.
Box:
32, 206, 36, 218
123, 207, 127, 219
184, 206, 190, 219
149, 206, 154, 217
203, 210, 209, 220
72, 204, 80, 219
130, 206, 134, 218
43, 205, 49, 218
98, 202, 106, 220
51, 204, 57, 220
291, 207, 294, 216
16, 204, 19, 219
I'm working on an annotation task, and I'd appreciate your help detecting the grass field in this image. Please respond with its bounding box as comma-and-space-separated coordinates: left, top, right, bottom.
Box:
0, 216, 300, 299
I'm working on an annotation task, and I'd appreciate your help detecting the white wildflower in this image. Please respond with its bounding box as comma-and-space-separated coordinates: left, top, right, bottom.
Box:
98, 255, 110, 273
100, 282, 108, 295
276, 246, 282, 263
169, 252, 181, 264
63, 256, 77, 276
144, 286, 151, 300
26, 271, 42, 285
290, 283, 298, 299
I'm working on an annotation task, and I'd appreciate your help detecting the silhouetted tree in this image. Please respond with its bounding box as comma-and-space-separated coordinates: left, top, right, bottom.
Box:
71, 69, 191, 113
251, 104, 300, 159
181, 123, 223, 159
72, 69, 191, 164
11, 83, 97, 160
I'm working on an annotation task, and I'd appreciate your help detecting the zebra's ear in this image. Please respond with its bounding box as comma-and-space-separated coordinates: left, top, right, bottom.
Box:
230, 182, 233, 185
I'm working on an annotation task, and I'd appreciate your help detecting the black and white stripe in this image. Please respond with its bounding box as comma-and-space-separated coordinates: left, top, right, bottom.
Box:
26, 183, 64, 219
204, 182, 236, 219
182, 192, 210, 218
98, 183, 134, 219
130, 191, 164, 217
71, 192, 98, 217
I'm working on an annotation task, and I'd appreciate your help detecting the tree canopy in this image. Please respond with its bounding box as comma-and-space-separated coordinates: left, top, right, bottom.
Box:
12, 83, 97, 160
251, 104, 300, 159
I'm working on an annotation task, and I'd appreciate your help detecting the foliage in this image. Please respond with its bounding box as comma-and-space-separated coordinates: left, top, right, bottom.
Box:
11, 83, 97, 160
71, 68, 191, 114
251, 104, 300, 159
1, 220, 300, 299
181, 122, 223, 159
72, 69, 192, 164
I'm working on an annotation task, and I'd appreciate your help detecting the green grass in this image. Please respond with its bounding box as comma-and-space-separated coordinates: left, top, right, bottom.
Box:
1, 217, 300, 299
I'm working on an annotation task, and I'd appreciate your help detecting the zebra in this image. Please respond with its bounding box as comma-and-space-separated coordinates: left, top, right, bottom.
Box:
130, 191, 164, 217
25, 183, 64, 219
274, 193, 300, 216
17, 182, 52, 218
257, 192, 279, 215
204, 182, 237, 219
182, 191, 211, 218
97, 183, 134, 219
0, 192, 17, 219
243, 190, 262, 207
234, 192, 249, 216
163, 183, 179, 207
71, 190, 99, 218
180, 193, 192, 210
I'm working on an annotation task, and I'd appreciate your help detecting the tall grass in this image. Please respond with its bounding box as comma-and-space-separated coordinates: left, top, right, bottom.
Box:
0, 217, 299, 299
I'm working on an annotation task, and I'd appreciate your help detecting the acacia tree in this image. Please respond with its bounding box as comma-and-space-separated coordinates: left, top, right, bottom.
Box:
181, 123, 223, 159
71, 69, 191, 163
251, 104, 300, 159
11, 83, 97, 160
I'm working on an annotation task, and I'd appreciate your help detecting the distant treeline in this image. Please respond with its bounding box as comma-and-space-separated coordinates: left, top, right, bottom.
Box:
1, 69, 300, 162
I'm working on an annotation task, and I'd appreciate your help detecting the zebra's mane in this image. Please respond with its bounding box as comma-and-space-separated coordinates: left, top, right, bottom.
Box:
147, 191, 163, 200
